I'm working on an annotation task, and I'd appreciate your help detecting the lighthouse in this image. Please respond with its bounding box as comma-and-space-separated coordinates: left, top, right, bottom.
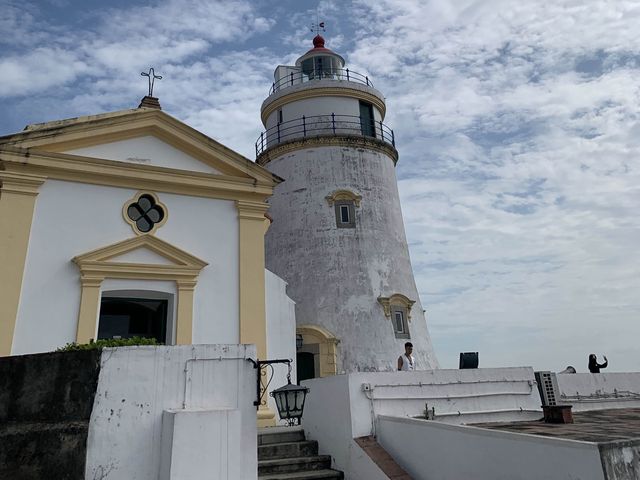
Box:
257, 34, 439, 376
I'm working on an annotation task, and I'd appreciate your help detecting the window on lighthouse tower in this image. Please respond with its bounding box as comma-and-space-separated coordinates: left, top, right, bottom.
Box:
335, 200, 356, 228
301, 55, 338, 80
326, 189, 361, 229
392, 306, 410, 339
359, 101, 375, 138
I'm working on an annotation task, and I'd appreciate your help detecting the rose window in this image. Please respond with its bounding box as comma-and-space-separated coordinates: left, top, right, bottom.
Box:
126, 194, 165, 233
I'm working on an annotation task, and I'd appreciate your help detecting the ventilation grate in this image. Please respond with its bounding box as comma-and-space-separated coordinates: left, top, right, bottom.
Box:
535, 371, 560, 406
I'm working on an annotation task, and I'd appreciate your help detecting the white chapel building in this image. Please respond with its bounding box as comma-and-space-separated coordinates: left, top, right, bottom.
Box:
0, 103, 297, 424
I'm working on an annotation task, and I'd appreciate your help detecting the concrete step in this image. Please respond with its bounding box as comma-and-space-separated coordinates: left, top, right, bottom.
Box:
258, 426, 306, 446
258, 455, 332, 475
258, 469, 344, 480
259, 440, 319, 460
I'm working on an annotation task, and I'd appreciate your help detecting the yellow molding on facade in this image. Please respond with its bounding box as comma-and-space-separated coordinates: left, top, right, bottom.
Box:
325, 189, 362, 207
257, 407, 276, 427
72, 235, 208, 344
176, 280, 196, 345
1, 108, 278, 184
76, 276, 104, 344
74, 234, 208, 267
297, 325, 339, 378
0, 148, 274, 203
236, 199, 275, 426
261, 86, 387, 124
0, 171, 46, 356
237, 200, 269, 359
377, 293, 416, 320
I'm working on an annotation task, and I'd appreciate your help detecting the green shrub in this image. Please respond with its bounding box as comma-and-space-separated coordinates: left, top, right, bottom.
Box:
57, 337, 159, 352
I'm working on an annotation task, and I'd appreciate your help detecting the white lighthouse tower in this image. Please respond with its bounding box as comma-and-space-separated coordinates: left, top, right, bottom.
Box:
257, 34, 438, 376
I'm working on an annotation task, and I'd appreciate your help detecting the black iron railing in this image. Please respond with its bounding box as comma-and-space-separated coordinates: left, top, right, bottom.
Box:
255, 114, 395, 157
269, 68, 373, 95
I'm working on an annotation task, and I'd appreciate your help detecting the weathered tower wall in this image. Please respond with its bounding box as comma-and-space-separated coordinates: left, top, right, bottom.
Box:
259, 35, 439, 372
264, 142, 438, 371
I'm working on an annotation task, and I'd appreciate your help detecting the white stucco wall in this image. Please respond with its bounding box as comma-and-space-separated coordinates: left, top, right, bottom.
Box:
300, 374, 389, 480
557, 372, 640, 411
160, 409, 243, 480
65, 136, 221, 174
12, 179, 238, 354
85, 344, 257, 480
376, 415, 605, 480
301, 368, 542, 479
265, 269, 297, 422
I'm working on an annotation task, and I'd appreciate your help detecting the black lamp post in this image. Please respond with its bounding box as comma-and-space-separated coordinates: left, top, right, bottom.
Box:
250, 358, 310, 426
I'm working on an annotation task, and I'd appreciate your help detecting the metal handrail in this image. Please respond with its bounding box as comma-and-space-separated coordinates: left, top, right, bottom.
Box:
255, 113, 395, 157
269, 68, 372, 95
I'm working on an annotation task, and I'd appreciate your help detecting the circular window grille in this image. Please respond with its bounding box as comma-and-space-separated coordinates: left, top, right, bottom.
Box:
126, 194, 165, 233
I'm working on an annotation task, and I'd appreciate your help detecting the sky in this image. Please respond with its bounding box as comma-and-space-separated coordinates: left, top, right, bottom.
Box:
2, 0, 639, 372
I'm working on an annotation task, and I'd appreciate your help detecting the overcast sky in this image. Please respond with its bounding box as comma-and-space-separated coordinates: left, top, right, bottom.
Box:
2, 0, 639, 372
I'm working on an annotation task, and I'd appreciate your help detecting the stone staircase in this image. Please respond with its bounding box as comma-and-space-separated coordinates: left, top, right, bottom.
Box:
258, 426, 344, 480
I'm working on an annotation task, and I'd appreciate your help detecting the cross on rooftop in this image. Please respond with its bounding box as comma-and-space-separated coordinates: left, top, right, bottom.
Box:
141, 68, 162, 97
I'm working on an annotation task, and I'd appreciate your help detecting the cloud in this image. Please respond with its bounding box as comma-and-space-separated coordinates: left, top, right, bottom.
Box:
1, 0, 638, 371
0, 48, 89, 95
346, 0, 640, 370
0, 0, 274, 98
0, 0, 277, 157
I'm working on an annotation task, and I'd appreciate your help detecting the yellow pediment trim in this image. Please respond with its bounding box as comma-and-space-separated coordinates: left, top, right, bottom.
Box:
377, 293, 416, 320
73, 235, 208, 276
71, 235, 207, 347
1, 108, 279, 185
0, 147, 274, 202
325, 189, 362, 207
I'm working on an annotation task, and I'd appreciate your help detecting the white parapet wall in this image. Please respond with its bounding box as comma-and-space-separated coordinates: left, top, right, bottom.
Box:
265, 269, 297, 424
556, 372, 640, 412
376, 415, 605, 480
301, 367, 543, 479
85, 344, 258, 480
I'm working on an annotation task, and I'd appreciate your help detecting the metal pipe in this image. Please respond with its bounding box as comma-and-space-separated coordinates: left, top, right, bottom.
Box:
371, 379, 534, 388
433, 407, 540, 417
368, 389, 534, 401
560, 395, 640, 403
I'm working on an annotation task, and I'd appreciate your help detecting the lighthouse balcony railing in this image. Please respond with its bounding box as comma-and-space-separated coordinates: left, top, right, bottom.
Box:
255, 114, 395, 157
270, 68, 373, 95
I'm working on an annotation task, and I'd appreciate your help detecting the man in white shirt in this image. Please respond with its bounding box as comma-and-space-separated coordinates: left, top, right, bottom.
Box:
397, 342, 415, 371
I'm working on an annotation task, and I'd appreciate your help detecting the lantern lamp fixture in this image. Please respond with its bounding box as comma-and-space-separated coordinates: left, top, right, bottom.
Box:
249, 358, 310, 426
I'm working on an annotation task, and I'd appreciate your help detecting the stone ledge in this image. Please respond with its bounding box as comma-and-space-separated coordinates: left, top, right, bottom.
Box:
256, 134, 399, 166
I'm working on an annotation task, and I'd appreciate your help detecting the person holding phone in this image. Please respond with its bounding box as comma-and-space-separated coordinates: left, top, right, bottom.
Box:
588, 354, 608, 373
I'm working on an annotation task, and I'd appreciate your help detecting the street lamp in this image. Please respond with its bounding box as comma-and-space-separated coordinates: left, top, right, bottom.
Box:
250, 358, 310, 426
270, 365, 309, 426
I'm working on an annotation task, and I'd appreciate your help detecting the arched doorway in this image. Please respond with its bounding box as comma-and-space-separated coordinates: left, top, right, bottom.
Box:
296, 325, 339, 379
